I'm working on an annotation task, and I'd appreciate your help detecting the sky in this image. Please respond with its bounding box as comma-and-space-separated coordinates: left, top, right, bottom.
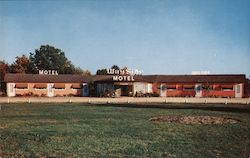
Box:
0, 0, 249, 76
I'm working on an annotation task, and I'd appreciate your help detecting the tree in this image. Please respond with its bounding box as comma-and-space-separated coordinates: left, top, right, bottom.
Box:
28, 45, 77, 74
9, 55, 29, 73
111, 65, 120, 70
73, 67, 84, 74
73, 67, 91, 75
96, 65, 120, 75
88, 80, 96, 97
0, 60, 9, 93
82, 70, 91, 76
0, 60, 9, 81
96, 69, 107, 75
203, 82, 211, 97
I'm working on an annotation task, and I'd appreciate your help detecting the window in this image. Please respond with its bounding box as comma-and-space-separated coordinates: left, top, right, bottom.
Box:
221, 85, 233, 91
184, 85, 195, 90
196, 85, 202, 91
161, 84, 166, 91
34, 84, 47, 89
213, 85, 221, 91
71, 83, 82, 89
10, 83, 14, 93
54, 83, 65, 89
15, 83, 28, 89
236, 85, 240, 93
166, 85, 176, 90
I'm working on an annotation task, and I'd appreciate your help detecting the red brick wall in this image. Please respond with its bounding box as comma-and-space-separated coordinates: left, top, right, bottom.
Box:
152, 82, 237, 98
202, 90, 235, 98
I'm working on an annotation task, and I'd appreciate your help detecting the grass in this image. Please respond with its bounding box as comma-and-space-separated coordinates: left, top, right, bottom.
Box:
0, 103, 250, 158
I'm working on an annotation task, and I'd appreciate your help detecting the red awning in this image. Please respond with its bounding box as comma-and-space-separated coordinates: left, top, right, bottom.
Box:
71, 83, 82, 89
15, 83, 28, 88
183, 85, 195, 88
221, 85, 233, 89
54, 83, 65, 89
166, 85, 176, 89
34, 84, 47, 88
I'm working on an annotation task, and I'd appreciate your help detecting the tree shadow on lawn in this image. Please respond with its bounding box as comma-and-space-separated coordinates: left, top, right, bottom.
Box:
92, 103, 250, 114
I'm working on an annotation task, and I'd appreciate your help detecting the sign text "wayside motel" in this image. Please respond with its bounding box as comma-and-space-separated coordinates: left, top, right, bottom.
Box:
107, 68, 143, 81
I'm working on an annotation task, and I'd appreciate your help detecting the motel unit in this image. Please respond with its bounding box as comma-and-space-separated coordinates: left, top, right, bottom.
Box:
96, 74, 245, 98
4, 74, 90, 97
4, 73, 246, 98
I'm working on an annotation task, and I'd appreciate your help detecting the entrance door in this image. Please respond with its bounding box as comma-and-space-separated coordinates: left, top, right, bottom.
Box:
195, 84, 202, 97
82, 83, 89, 96
147, 83, 153, 93
47, 83, 54, 97
160, 84, 166, 97
235, 84, 242, 98
8, 83, 15, 97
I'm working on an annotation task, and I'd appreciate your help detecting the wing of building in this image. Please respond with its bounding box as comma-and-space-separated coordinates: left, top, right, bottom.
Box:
4, 73, 247, 98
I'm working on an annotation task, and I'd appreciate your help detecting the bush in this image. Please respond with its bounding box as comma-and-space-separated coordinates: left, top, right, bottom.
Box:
135, 91, 144, 97
23, 92, 34, 96
67, 93, 74, 97
0, 91, 4, 96
41, 93, 46, 97
152, 92, 159, 97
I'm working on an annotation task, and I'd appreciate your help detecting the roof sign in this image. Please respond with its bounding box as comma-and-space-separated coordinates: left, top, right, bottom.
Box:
39, 70, 58, 75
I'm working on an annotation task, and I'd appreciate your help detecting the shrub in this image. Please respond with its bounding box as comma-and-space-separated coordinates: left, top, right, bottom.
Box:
16, 94, 22, 97
152, 92, 159, 97
41, 93, 46, 97
23, 92, 33, 96
67, 93, 74, 97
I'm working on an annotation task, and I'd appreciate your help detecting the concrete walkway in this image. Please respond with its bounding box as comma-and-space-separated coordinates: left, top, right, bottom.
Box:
0, 97, 250, 104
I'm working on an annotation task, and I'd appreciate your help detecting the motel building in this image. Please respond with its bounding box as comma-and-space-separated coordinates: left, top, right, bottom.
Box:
4, 73, 90, 97
4, 70, 246, 98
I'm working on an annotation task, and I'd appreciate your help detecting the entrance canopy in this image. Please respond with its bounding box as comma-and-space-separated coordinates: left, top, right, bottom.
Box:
114, 82, 133, 86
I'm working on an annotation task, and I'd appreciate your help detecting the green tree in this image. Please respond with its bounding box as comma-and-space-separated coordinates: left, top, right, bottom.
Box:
96, 65, 120, 75
203, 82, 211, 97
96, 69, 107, 75
0, 60, 9, 93
88, 80, 96, 97
28, 45, 77, 74
73, 67, 91, 75
111, 65, 120, 70
9, 55, 29, 73
0, 60, 9, 81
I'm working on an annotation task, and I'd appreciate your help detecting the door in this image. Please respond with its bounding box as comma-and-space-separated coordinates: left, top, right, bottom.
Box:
47, 83, 54, 97
160, 83, 166, 97
235, 84, 242, 98
147, 83, 153, 93
195, 84, 202, 97
8, 83, 15, 97
82, 83, 89, 96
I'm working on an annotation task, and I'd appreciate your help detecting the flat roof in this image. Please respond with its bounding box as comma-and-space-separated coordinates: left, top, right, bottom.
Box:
4, 73, 246, 83
4, 74, 92, 83
136, 74, 246, 83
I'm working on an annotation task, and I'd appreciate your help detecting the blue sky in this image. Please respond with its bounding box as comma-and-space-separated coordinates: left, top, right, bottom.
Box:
0, 0, 249, 76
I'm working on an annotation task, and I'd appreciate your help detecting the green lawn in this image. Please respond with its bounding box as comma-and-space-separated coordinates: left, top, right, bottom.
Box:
0, 103, 250, 158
